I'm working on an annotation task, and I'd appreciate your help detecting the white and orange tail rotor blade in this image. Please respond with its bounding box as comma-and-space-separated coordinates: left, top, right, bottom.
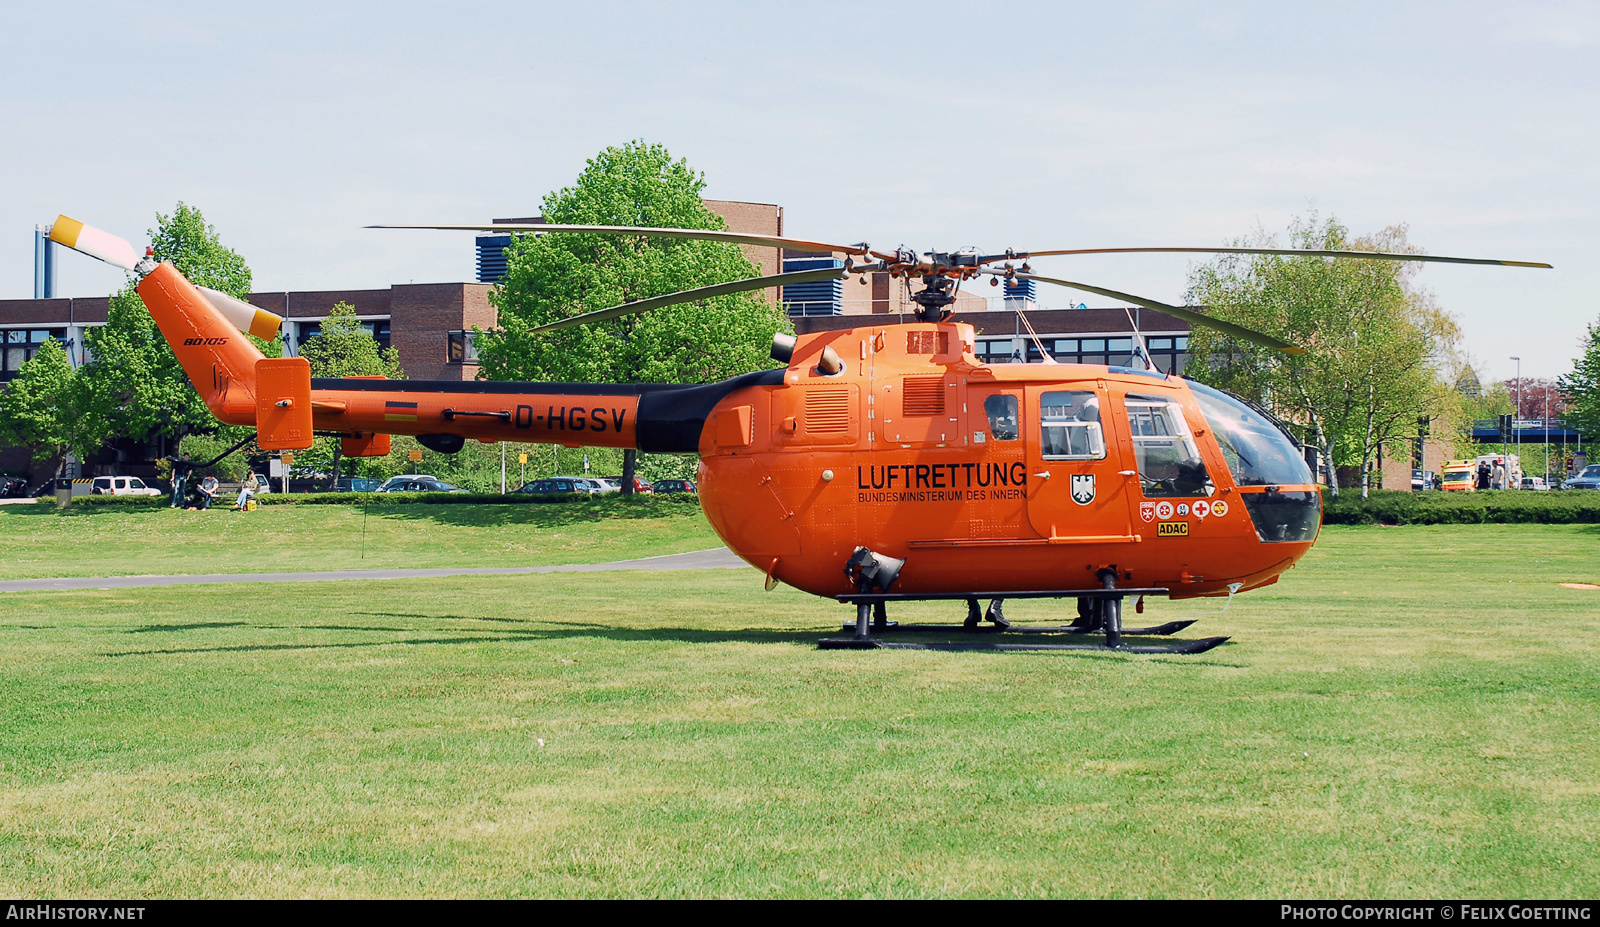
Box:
197, 286, 283, 341
47, 215, 141, 271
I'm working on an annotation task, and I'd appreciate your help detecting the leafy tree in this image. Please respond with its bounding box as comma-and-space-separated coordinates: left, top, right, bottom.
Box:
75, 203, 278, 463
0, 339, 78, 485
298, 302, 403, 379
476, 141, 791, 491
1558, 315, 1600, 443
1186, 214, 1458, 497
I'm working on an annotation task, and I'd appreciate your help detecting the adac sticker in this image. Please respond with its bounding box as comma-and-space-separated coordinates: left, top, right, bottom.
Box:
1157, 521, 1189, 537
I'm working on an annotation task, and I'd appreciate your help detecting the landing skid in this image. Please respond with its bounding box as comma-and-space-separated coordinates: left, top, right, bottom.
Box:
839, 619, 1199, 637
817, 635, 1229, 654
823, 573, 1230, 655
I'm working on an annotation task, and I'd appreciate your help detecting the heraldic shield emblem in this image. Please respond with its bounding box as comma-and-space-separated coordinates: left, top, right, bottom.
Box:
1070, 473, 1096, 505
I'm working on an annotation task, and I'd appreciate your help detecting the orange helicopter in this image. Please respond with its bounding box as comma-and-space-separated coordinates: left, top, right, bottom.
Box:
47, 216, 1549, 653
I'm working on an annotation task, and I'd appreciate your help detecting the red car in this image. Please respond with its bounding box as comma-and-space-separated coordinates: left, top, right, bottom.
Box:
603, 476, 654, 494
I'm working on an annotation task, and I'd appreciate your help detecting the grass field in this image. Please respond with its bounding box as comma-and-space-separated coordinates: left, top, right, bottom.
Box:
0, 500, 720, 579
1, 513, 1597, 898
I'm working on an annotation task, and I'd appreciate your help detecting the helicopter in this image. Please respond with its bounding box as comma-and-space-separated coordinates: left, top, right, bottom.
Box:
45, 215, 1549, 653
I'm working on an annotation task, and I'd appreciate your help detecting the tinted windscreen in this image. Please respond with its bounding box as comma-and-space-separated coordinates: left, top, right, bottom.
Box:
1240, 490, 1322, 543
1187, 381, 1313, 486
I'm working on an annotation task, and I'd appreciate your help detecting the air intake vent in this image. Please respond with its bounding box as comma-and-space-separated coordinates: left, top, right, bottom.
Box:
902, 376, 945, 416
805, 389, 850, 433
906, 331, 949, 355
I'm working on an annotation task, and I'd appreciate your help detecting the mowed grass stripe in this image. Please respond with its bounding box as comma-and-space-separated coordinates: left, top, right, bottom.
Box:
0, 524, 1596, 897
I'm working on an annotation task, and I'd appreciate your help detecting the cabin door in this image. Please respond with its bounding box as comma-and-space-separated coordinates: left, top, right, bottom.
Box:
1023, 383, 1131, 541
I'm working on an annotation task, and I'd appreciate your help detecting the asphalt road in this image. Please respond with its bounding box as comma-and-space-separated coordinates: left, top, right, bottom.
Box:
0, 547, 751, 593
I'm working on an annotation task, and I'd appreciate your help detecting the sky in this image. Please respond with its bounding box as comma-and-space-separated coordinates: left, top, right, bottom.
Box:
1, 1, 1595, 382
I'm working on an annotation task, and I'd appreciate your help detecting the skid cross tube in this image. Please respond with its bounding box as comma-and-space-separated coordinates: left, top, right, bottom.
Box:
834, 587, 1172, 604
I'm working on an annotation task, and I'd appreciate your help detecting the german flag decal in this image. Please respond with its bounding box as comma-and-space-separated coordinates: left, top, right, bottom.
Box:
385, 400, 418, 423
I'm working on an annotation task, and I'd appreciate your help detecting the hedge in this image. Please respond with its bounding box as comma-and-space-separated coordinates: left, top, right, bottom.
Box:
1323, 489, 1600, 525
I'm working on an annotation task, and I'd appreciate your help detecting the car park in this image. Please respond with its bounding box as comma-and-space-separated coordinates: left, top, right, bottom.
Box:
652, 479, 697, 495
1561, 465, 1600, 491
91, 475, 162, 496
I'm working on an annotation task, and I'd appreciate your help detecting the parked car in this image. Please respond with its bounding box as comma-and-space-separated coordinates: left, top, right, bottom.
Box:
380, 478, 467, 494
602, 475, 654, 494
1520, 476, 1549, 491
90, 475, 162, 497
333, 477, 380, 492
652, 479, 698, 495
1410, 469, 1437, 492
514, 478, 587, 496
378, 474, 437, 492
1561, 465, 1600, 491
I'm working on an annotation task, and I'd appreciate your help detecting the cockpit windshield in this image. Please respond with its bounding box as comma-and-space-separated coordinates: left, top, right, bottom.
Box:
1187, 380, 1313, 486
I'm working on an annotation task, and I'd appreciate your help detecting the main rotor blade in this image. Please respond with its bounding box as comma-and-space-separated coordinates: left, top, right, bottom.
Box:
370, 223, 874, 258
1011, 272, 1307, 355
996, 246, 1551, 269
529, 266, 848, 334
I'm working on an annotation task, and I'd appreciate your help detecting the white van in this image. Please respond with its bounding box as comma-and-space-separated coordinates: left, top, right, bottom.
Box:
91, 476, 162, 497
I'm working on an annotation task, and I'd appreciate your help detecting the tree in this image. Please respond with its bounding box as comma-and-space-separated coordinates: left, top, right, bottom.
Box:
1559, 315, 1600, 443
298, 301, 403, 379
75, 203, 277, 461
476, 141, 791, 492
296, 301, 404, 485
1186, 214, 1459, 497
0, 339, 78, 485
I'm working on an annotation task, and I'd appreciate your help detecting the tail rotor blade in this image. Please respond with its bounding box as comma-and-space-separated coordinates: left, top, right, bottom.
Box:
197, 287, 283, 340
1012, 272, 1306, 355
48, 215, 140, 271
530, 266, 848, 334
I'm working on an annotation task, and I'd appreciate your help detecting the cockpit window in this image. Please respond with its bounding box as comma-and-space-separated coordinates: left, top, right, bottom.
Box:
1039, 390, 1106, 460
984, 394, 1019, 441
1124, 393, 1214, 497
1187, 380, 1313, 486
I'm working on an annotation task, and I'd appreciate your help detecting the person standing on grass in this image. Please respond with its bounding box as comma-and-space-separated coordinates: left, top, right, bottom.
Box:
235, 472, 260, 510
166, 455, 194, 508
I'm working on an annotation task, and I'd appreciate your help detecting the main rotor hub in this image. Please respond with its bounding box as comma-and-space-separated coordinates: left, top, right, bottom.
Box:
909, 276, 957, 323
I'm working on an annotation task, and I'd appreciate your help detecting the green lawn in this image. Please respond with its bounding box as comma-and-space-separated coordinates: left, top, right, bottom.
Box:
0, 500, 721, 578
0, 520, 1597, 897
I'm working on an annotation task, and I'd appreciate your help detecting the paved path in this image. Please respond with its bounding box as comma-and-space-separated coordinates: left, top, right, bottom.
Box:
0, 547, 750, 593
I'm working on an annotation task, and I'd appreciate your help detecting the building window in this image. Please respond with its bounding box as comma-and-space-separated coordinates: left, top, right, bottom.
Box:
782, 255, 845, 317
447, 331, 479, 364
0, 328, 66, 382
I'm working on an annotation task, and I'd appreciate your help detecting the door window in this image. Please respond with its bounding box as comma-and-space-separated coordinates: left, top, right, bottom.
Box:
1124, 394, 1214, 497
1039, 391, 1105, 460
983, 394, 1019, 441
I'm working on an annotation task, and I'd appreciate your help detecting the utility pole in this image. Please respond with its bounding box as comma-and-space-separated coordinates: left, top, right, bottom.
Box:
1511, 356, 1521, 485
